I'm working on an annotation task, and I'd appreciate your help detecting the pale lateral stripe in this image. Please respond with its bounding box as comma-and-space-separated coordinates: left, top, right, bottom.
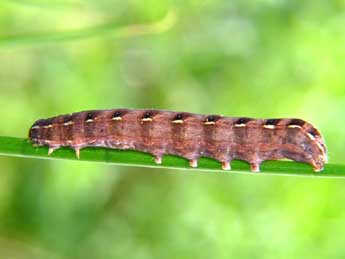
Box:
234, 123, 246, 127
307, 133, 316, 141
172, 119, 184, 124
64, 121, 73, 126
263, 125, 275, 129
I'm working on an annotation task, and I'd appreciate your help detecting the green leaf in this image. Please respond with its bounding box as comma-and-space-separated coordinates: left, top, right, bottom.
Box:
1, 136, 344, 177
0, 9, 176, 47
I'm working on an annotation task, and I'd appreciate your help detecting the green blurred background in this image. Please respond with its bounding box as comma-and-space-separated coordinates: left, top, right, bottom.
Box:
1, 0, 345, 258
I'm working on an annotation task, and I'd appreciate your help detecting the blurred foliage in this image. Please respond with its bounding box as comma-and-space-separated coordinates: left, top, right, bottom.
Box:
0, 0, 345, 258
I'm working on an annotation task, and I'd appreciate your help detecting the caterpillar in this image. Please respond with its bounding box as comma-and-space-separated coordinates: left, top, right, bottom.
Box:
28, 109, 327, 172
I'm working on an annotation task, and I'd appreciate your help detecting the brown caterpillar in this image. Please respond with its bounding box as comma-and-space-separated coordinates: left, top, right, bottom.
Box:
28, 109, 327, 172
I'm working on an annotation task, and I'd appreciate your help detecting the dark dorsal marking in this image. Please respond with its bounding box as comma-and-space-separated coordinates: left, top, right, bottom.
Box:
204, 115, 222, 125
288, 119, 305, 127
265, 119, 281, 126
143, 111, 152, 119
174, 113, 184, 120
33, 119, 46, 127
206, 115, 216, 122
140, 111, 155, 125
85, 112, 96, 122
308, 128, 320, 138
63, 115, 72, 124
43, 117, 54, 126
172, 113, 190, 124
112, 109, 129, 121
235, 117, 252, 125
113, 110, 122, 118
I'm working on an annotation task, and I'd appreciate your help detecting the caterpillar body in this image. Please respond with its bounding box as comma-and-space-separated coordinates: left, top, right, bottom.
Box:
28, 109, 327, 172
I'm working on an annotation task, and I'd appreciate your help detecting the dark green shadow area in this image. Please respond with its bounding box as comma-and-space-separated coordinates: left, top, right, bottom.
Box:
1, 136, 344, 177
